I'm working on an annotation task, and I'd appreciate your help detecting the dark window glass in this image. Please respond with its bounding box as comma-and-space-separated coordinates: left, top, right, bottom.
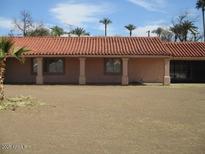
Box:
105, 59, 121, 74
170, 61, 205, 83
44, 58, 64, 74
171, 61, 191, 81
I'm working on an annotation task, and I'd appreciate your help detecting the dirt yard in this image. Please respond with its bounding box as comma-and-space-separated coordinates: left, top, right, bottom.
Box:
0, 85, 205, 154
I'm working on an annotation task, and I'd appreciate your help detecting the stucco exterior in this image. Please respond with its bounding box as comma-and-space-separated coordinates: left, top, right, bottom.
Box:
86, 58, 122, 84
44, 58, 79, 84
129, 58, 165, 83
5, 57, 166, 85
5, 58, 36, 84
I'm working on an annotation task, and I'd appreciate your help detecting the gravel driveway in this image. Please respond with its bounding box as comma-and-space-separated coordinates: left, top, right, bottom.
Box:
0, 85, 205, 154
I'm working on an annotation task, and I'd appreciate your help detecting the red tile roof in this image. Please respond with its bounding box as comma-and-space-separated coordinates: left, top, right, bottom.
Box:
12, 37, 170, 56
11, 37, 205, 58
164, 42, 205, 57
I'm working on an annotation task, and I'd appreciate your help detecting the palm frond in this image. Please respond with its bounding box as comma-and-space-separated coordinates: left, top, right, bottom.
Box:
0, 50, 6, 61
70, 27, 89, 37
12, 47, 30, 63
99, 18, 112, 25
0, 37, 14, 54
196, 0, 205, 9
125, 24, 136, 31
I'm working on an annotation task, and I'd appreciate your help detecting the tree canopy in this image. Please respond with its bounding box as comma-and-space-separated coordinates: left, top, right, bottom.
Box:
70, 27, 90, 37
27, 26, 50, 36
51, 26, 64, 36
170, 14, 198, 42
125, 24, 136, 36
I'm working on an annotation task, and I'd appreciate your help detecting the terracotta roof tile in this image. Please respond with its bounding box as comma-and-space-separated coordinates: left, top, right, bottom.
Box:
164, 42, 205, 57
12, 37, 205, 57
11, 37, 169, 56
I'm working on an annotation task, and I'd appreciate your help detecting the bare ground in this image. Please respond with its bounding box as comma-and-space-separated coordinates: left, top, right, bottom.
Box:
0, 85, 205, 154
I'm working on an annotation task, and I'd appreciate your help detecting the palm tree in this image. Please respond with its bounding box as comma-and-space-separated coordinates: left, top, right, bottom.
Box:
181, 20, 198, 41
170, 25, 181, 42
196, 0, 205, 41
152, 27, 164, 37
99, 18, 112, 36
70, 27, 90, 37
170, 22, 198, 42
51, 26, 64, 36
125, 24, 136, 36
0, 37, 29, 101
170, 14, 198, 42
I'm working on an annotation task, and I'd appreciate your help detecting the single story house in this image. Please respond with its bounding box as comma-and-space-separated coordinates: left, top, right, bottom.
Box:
5, 37, 205, 85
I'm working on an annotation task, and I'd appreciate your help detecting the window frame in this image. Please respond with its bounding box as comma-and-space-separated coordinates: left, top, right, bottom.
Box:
104, 58, 122, 75
43, 58, 65, 75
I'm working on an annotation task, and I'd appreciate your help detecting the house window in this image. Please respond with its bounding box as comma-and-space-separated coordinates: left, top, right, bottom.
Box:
44, 58, 64, 74
32, 58, 38, 74
105, 58, 122, 74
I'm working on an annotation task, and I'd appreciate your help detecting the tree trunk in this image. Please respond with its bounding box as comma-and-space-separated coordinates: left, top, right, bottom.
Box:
174, 35, 177, 42
0, 62, 6, 101
130, 30, 132, 37
202, 9, 205, 42
105, 24, 107, 37
184, 33, 187, 42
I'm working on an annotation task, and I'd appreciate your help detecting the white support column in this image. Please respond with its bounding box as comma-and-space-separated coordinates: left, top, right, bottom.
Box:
164, 59, 171, 86
36, 57, 43, 85
79, 58, 86, 85
122, 58, 129, 85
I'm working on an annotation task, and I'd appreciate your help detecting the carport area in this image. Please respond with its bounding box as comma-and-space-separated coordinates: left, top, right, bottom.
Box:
170, 60, 205, 83
164, 42, 205, 84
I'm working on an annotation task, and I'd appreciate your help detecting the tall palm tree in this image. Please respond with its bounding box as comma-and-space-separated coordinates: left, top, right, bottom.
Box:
125, 24, 136, 36
99, 18, 112, 36
70, 27, 90, 37
0, 37, 29, 101
196, 0, 205, 41
51, 26, 64, 36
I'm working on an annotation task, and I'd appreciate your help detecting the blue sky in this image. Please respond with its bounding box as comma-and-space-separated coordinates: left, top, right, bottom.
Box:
0, 0, 202, 36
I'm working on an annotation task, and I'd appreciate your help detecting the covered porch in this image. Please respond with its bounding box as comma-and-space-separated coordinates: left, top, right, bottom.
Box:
5, 57, 171, 85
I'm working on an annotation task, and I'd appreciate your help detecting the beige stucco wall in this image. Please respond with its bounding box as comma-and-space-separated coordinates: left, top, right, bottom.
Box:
5, 57, 165, 84
129, 58, 164, 83
5, 58, 36, 84
85, 58, 164, 84
44, 58, 79, 84
86, 58, 122, 84
5, 58, 79, 84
